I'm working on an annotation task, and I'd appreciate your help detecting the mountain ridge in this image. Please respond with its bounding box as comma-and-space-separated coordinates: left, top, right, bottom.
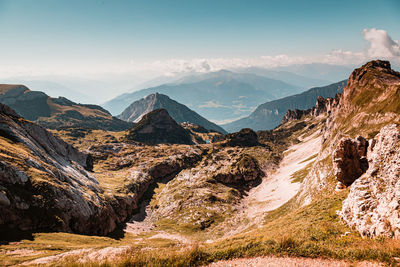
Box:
223, 80, 347, 132
0, 84, 132, 131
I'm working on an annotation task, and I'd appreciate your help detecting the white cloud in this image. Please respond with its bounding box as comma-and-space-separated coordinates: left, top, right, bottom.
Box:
145, 28, 400, 75
362, 28, 400, 58
321, 49, 365, 65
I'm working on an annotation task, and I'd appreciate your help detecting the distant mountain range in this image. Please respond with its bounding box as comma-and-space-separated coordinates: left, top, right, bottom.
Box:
231, 67, 331, 88
222, 80, 347, 132
118, 93, 226, 133
0, 84, 131, 131
103, 70, 304, 123
269, 63, 353, 82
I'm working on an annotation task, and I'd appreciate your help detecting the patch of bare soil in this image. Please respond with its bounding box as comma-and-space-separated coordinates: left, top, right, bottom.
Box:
206, 256, 384, 267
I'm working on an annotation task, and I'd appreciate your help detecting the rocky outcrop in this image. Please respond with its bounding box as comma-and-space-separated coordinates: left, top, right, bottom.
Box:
312, 95, 341, 117
125, 109, 193, 145
0, 103, 112, 234
223, 128, 261, 147
118, 93, 227, 133
0, 84, 132, 131
297, 60, 400, 207
147, 145, 268, 231
281, 109, 312, 124
281, 94, 341, 124
339, 124, 400, 238
344, 60, 400, 107
213, 154, 263, 185
333, 136, 369, 186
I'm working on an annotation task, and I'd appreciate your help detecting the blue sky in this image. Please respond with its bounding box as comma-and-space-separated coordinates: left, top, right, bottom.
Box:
0, 0, 399, 78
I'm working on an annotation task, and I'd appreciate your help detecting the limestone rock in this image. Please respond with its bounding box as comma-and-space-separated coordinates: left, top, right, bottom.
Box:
339, 124, 400, 238
297, 60, 400, 207
0, 103, 115, 234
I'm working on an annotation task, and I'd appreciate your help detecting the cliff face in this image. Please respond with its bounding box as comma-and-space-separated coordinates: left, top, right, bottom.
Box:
292, 60, 400, 238
0, 103, 110, 234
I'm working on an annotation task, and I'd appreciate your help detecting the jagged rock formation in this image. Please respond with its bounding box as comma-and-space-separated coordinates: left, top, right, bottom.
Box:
295, 60, 400, 226
281, 94, 341, 124
125, 109, 194, 145
333, 136, 369, 186
281, 109, 312, 124
118, 93, 226, 133
223, 80, 346, 132
339, 124, 400, 238
0, 84, 131, 131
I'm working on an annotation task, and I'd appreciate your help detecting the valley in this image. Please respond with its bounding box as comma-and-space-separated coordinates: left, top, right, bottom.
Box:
1, 1, 400, 266
0, 60, 399, 267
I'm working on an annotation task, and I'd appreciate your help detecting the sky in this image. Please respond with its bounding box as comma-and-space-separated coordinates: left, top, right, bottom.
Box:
0, 0, 399, 96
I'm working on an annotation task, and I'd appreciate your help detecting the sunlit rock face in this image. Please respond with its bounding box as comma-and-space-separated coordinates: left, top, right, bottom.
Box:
340, 124, 400, 238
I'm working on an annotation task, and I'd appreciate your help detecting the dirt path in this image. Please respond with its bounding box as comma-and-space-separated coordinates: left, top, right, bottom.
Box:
244, 131, 321, 223
206, 256, 384, 267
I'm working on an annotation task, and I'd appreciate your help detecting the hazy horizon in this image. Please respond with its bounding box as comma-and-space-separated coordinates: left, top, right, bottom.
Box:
0, 0, 399, 103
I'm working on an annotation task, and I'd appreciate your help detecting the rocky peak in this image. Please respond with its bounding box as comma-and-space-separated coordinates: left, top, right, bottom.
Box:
125, 108, 193, 145
347, 60, 399, 86
343, 60, 400, 109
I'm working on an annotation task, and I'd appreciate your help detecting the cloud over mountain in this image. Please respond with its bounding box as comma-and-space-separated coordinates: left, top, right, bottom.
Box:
146, 28, 400, 75
362, 28, 400, 58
